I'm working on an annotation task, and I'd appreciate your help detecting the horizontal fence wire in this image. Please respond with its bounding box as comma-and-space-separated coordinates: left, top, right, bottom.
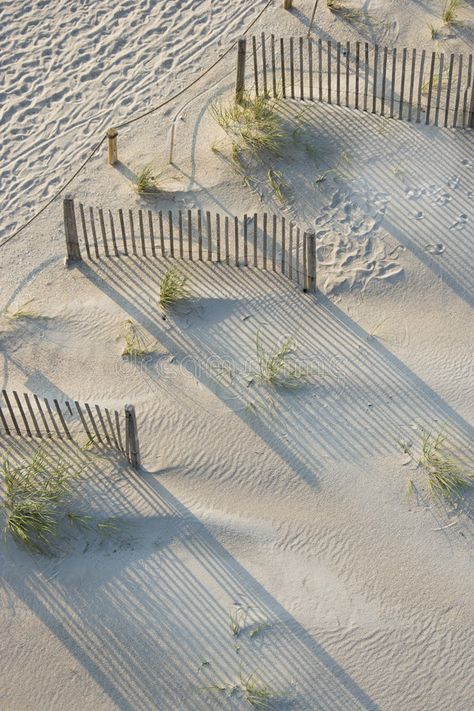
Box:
249, 34, 474, 129
0, 389, 126, 458
75, 203, 311, 289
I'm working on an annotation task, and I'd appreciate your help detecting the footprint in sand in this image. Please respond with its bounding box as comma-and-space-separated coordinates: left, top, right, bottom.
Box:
449, 214, 468, 230
424, 243, 445, 255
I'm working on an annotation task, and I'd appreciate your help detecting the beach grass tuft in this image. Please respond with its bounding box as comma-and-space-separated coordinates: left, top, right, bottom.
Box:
442, 0, 460, 25
159, 266, 188, 310
135, 166, 160, 195
417, 431, 473, 503
119, 319, 153, 357
1, 447, 83, 553
255, 333, 305, 388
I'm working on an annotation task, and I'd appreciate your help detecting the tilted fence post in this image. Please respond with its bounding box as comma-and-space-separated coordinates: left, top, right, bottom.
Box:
63, 195, 82, 265
305, 230, 316, 293
125, 404, 140, 469
107, 127, 118, 165
236, 38, 247, 104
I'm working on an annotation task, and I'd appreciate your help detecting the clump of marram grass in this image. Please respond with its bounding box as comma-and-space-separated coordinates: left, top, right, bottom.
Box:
417, 431, 473, 503
119, 318, 153, 357
255, 333, 305, 388
135, 165, 160, 195
442, 0, 460, 25
1, 447, 83, 553
241, 671, 274, 709
210, 94, 289, 203
159, 266, 189, 310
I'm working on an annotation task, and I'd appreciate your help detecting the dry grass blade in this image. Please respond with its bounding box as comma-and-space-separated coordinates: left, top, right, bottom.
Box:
159, 267, 189, 310
240, 671, 274, 709
4, 299, 39, 321
442, 0, 460, 25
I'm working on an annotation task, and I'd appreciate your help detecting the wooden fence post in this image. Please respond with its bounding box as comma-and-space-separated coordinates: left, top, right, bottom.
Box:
236, 38, 247, 104
125, 404, 140, 469
283, 0, 293, 8
305, 230, 316, 293
107, 127, 118, 165
468, 76, 474, 129
63, 195, 82, 264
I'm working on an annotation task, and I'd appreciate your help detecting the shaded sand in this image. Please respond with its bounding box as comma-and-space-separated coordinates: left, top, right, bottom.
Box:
1, 1, 474, 710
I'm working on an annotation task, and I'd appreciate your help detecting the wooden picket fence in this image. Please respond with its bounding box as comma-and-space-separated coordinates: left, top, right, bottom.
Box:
0, 389, 139, 469
63, 197, 317, 293
237, 35, 474, 129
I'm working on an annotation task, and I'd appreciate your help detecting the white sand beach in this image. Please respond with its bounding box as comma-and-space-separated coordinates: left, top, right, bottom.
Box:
1, 2, 473, 710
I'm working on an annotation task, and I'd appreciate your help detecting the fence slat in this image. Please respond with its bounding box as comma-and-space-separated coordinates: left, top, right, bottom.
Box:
253, 213, 258, 267
444, 53, 455, 128
296, 228, 301, 285
346, 41, 350, 107
95, 405, 112, 447
434, 52, 444, 126
462, 55, 473, 128
381, 46, 388, 116
318, 38, 323, 102
280, 37, 286, 98
309, 38, 314, 101
453, 55, 463, 127
261, 32, 268, 96
198, 210, 203, 261
84, 402, 102, 444
225, 216, 230, 266
54, 399, 71, 439
426, 51, 437, 125
302, 232, 307, 290
271, 34, 277, 98
136, 210, 145, 256
252, 35, 259, 96
416, 49, 426, 123
289, 223, 293, 280
168, 211, 175, 258
363, 42, 369, 111
44, 397, 62, 438
299, 36, 304, 100
119, 209, 128, 255
105, 407, 120, 451
390, 48, 397, 118
281, 217, 286, 274
0, 404, 11, 436
178, 210, 184, 259
79, 203, 91, 259
13, 391, 32, 437
355, 42, 360, 110
98, 208, 110, 258
148, 210, 156, 258
109, 210, 119, 256
327, 40, 332, 104
114, 410, 125, 453
2, 390, 21, 436
407, 48, 416, 122
336, 42, 341, 106
75, 401, 92, 441
89, 207, 100, 259
24, 393, 42, 438
216, 212, 221, 263
372, 45, 378, 113
272, 214, 277, 272
129, 209, 138, 256
399, 48, 407, 120
234, 216, 239, 267
263, 213, 268, 270
187, 209, 193, 260
34, 395, 51, 437
290, 37, 295, 99
159, 211, 166, 257
206, 211, 212, 261
243, 214, 248, 266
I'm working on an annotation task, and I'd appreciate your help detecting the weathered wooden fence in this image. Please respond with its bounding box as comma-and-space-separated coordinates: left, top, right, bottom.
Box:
63, 196, 317, 293
0, 389, 139, 469
237, 35, 474, 129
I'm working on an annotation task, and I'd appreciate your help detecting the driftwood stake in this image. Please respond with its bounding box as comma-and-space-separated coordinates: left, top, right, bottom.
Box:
63, 195, 82, 264
107, 127, 118, 165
